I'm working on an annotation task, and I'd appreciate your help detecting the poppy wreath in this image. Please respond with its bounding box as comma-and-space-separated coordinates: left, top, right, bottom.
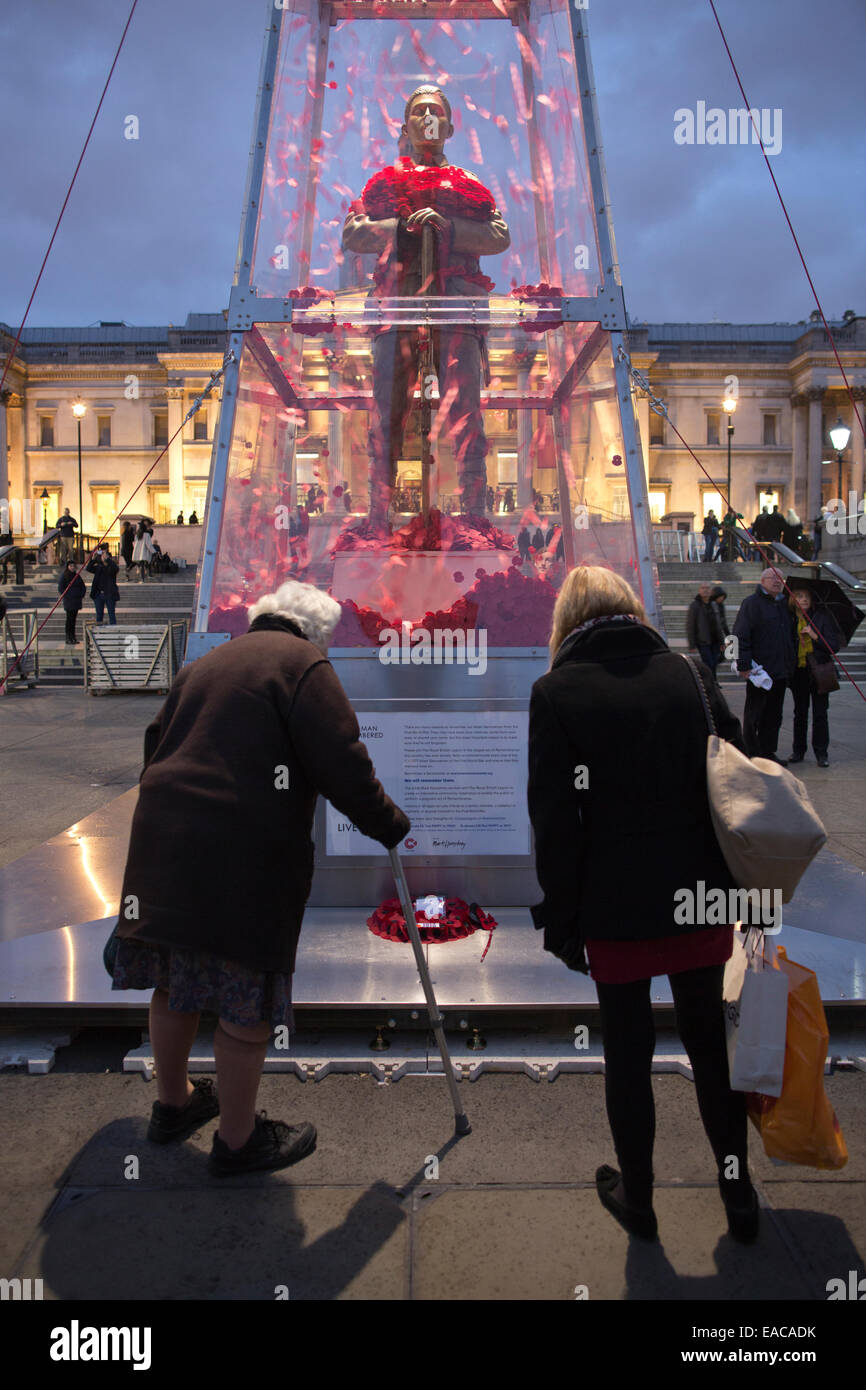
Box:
509, 282, 564, 333
361, 159, 496, 222
368, 896, 497, 960
357, 159, 497, 293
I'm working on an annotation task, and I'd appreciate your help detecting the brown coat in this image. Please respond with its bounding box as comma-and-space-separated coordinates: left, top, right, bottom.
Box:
115, 615, 410, 972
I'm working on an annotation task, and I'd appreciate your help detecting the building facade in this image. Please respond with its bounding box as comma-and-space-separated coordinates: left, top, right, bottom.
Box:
629, 312, 866, 533
2, 310, 864, 543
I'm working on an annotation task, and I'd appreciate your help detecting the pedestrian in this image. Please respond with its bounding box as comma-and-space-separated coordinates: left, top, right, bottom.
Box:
176, 512, 185, 526
109, 580, 410, 1175
686, 582, 724, 677
120, 521, 135, 578
765, 505, 785, 547
720, 508, 738, 561
188, 510, 199, 525
528, 565, 757, 1242
517, 525, 531, 563
86, 546, 120, 625
58, 561, 85, 644
294, 504, 310, 569
812, 512, 824, 557
55, 508, 79, 563
532, 526, 545, 555
343, 488, 352, 513
782, 509, 801, 553
132, 520, 155, 581
731, 567, 796, 762
0, 524, 13, 584
544, 524, 555, 547
709, 585, 729, 654
787, 588, 843, 767
503, 487, 514, 513
701, 510, 719, 562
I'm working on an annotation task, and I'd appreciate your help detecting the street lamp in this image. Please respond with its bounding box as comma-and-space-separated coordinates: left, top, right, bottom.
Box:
72, 399, 86, 560
828, 417, 851, 508
722, 394, 737, 559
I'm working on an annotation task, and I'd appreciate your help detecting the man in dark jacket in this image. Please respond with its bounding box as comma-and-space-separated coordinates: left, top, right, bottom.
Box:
86, 547, 120, 625
58, 562, 86, 643
686, 583, 724, 676
731, 568, 796, 760
113, 581, 410, 1173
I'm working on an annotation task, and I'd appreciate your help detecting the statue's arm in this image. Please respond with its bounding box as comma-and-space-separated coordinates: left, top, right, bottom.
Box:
342, 205, 399, 254
449, 209, 510, 256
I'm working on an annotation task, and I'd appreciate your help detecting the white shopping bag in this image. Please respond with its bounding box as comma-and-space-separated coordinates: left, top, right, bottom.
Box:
723, 930, 789, 1097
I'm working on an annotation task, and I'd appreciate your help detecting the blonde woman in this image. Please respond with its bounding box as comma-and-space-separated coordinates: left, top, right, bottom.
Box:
527, 566, 758, 1242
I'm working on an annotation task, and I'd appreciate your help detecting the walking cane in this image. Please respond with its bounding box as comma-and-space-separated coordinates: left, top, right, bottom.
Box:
388, 846, 471, 1135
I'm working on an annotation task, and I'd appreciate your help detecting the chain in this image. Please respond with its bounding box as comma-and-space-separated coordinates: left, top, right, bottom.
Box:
616, 343, 669, 420
181, 350, 236, 426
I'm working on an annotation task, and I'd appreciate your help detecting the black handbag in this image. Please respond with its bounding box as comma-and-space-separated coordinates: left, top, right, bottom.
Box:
806, 653, 839, 695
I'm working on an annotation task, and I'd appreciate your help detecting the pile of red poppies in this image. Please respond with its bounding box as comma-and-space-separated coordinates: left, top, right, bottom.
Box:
367, 896, 497, 958
332, 507, 513, 555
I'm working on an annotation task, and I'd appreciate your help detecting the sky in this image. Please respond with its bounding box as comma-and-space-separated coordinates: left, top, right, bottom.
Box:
1, 0, 864, 330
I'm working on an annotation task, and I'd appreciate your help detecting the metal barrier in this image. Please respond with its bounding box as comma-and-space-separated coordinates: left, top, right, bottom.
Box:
84, 620, 187, 695
0, 610, 39, 691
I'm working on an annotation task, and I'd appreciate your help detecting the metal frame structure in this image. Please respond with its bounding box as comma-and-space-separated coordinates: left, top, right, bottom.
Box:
190, 0, 662, 651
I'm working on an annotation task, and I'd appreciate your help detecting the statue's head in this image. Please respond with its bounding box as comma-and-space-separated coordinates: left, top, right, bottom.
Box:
401, 86, 454, 156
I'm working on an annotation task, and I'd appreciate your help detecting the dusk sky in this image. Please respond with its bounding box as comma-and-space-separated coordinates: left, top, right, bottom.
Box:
2, 0, 864, 330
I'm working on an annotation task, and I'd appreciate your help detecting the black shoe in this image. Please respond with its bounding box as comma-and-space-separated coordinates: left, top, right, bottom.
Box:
595, 1165, 658, 1240
147, 1077, 220, 1144
764, 754, 788, 767
208, 1112, 317, 1177
817, 756, 829, 767
788, 752, 805, 764
718, 1176, 760, 1243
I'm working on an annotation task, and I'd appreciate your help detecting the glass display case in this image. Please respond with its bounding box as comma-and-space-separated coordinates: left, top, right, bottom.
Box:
189, 0, 661, 904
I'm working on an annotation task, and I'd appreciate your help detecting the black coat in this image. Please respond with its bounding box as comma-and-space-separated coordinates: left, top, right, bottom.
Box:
686, 595, 723, 650
527, 620, 745, 969
58, 570, 86, 611
732, 586, 797, 679
793, 606, 843, 668
115, 615, 410, 972
86, 556, 120, 601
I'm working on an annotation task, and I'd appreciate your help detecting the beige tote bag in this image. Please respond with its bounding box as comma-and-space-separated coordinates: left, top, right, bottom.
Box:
682, 656, 827, 903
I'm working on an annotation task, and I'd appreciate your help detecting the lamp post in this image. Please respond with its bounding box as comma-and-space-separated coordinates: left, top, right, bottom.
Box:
40, 488, 49, 534
72, 399, 86, 561
722, 393, 737, 559
828, 417, 851, 511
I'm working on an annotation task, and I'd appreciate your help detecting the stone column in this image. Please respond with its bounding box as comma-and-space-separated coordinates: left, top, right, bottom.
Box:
325, 351, 346, 515
167, 386, 185, 518
805, 386, 825, 526
790, 393, 808, 521
515, 350, 536, 510
850, 388, 865, 503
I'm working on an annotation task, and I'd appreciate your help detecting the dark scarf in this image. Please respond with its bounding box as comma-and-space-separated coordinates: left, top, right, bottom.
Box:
247, 614, 308, 641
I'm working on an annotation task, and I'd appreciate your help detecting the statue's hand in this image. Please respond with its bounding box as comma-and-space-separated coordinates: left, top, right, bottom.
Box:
404, 207, 450, 236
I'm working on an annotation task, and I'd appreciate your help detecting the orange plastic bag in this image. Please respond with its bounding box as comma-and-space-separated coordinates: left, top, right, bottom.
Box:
746, 944, 848, 1169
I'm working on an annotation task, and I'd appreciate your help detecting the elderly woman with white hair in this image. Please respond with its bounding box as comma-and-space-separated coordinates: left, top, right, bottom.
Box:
110, 580, 410, 1176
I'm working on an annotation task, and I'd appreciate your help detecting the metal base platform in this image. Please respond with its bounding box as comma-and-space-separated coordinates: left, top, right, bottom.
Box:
1, 793, 864, 1014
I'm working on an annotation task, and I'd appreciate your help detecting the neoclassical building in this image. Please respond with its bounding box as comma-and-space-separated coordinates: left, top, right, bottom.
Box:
2, 309, 863, 541
0, 314, 228, 539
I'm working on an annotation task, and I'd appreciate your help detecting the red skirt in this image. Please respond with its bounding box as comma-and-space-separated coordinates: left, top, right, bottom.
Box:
585, 926, 734, 984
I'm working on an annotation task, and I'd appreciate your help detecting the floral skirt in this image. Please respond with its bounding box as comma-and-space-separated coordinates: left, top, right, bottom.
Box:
111, 936, 294, 1030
